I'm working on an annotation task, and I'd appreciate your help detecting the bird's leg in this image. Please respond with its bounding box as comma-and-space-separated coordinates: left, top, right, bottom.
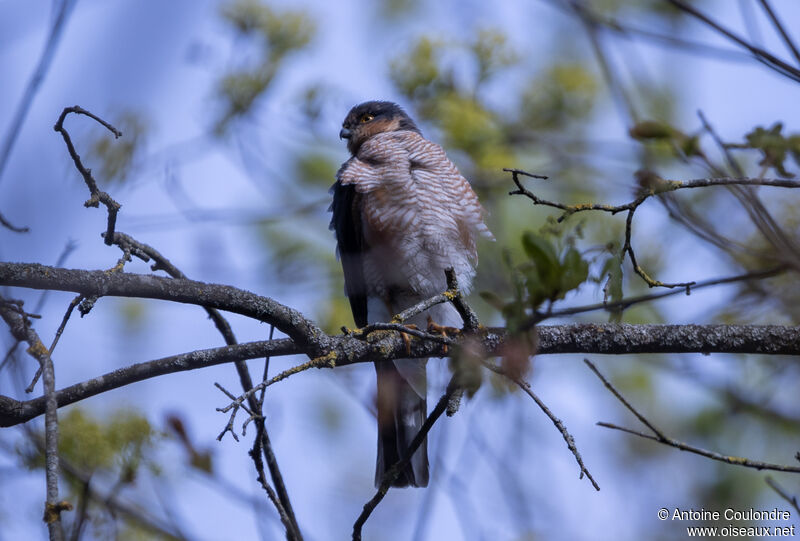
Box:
426, 316, 460, 354
400, 324, 418, 355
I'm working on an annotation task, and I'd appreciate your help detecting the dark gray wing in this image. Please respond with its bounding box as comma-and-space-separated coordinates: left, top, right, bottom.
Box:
329, 177, 368, 328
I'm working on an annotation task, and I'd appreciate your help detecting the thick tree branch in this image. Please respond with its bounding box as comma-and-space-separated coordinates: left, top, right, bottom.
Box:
0, 262, 326, 354
2, 323, 798, 428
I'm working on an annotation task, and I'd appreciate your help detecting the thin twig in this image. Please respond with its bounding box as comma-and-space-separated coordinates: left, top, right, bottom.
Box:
26, 294, 83, 393
68, 477, 91, 541
756, 0, 800, 67
0, 210, 29, 233
0, 0, 77, 186
483, 361, 600, 491
258, 325, 275, 406
766, 476, 800, 516
597, 422, 800, 473
584, 359, 666, 440
666, 0, 800, 83
444, 268, 480, 332
353, 380, 460, 540
508, 168, 800, 288
697, 110, 745, 177
0, 299, 69, 540
53, 106, 122, 246
508, 170, 800, 215
215, 352, 337, 440
585, 359, 800, 474
525, 265, 787, 328
251, 423, 301, 541
541, 0, 751, 63
569, 0, 639, 125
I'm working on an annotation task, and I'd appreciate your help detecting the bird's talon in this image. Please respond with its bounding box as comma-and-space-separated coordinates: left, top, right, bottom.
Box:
426, 316, 459, 354
400, 324, 418, 355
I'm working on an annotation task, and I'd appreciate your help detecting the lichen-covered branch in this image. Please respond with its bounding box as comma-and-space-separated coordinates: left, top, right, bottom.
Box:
0, 262, 326, 354
2, 322, 798, 428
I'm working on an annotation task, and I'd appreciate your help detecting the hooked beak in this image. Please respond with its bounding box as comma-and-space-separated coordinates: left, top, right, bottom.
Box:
339, 127, 352, 140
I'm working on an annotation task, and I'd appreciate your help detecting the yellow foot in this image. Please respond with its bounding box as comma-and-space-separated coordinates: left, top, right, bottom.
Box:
426, 316, 460, 354
401, 324, 419, 355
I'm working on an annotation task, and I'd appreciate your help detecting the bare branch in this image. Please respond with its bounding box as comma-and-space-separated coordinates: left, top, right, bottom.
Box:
444, 268, 481, 332
507, 168, 800, 288
250, 422, 302, 541
53, 106, 123, 246
585, 359, 800, 474
0, 262, 327, 353
26, 294, 83, 393
666, 0, 800, 83
541, 0, 752, 63
766, 477, 800, 516
0, 0, 76, 186
353, 380, 460, 540
0, 299, 69, 540
214, 352, 337, 439
102, 231, 301, 534
483, 360, 600, 491
0, 210, 29, 233
526, 265, 787, 327
757, 0, 800, 67
0, 338, 294, 427
584, 359, 666, 440
4, 322, 797, 428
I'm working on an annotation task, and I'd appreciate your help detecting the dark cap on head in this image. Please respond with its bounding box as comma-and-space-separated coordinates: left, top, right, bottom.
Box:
340, 101, 420, 154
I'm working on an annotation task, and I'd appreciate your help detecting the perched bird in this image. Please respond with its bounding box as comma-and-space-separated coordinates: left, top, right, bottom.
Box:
330, 101, 492, 487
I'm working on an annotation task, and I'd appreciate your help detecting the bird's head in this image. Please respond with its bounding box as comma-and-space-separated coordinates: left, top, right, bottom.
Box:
339, 101, 420, 155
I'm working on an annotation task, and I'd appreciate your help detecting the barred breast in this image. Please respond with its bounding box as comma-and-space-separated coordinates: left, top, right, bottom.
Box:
337, 131, 493, 298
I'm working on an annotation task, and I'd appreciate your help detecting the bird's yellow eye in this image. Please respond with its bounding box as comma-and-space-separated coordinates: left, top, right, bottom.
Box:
360, 114, 374, 123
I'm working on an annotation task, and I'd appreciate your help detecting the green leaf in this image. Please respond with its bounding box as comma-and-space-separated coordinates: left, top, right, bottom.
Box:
628, 120, 674, 140
745, 123, 797, 178
558, 247, 589, 298
521, 232, 560, 294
